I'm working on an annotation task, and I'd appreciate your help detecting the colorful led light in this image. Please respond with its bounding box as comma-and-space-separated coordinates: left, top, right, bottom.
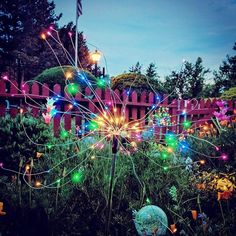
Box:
71, 171, 84, 184
183, 120, 191, 129
67, 83, 79, 95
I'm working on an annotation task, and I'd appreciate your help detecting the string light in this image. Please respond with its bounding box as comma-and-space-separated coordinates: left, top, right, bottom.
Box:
40, 33, 46, 40
199, 160, 206, 165
183, 120, 191, 129
65, 71, 73, 79
221, 154, 228, 161
67, 83, 79, 95
71, 170, 84, 184
35, 181, 42, 187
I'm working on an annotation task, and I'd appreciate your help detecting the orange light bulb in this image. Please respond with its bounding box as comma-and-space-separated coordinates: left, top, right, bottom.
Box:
41, 33, 46, 40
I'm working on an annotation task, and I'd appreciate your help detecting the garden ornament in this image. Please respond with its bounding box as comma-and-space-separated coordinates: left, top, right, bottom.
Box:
133, 205, 168, 235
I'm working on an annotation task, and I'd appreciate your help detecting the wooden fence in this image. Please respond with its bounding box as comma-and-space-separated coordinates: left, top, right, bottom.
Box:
0, 79, 235, 137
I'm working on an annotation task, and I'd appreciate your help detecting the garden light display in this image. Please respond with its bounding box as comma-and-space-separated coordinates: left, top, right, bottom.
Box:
0, 25, 235, 235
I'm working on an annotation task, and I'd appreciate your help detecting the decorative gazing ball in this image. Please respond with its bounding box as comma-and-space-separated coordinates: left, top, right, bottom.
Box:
133, 205, 168, 236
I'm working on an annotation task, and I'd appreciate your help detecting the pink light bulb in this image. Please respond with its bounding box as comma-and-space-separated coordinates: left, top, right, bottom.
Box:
68, 32, 72, 37
215, 146, 219, 151
221, 154, 228, 160
2, 75, 8, 80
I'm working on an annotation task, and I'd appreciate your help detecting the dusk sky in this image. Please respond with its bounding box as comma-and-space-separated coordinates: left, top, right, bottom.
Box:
54, 0, 236, 79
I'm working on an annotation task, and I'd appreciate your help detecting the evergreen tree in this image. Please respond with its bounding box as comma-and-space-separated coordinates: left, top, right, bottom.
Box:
163, 57, 209, 99
0, 0, 61, 75
213, 42, 236, 96
145, 62, 159, 79
187, 57, 210, 98
0, 0, 91, 80
129, 62, 142, 74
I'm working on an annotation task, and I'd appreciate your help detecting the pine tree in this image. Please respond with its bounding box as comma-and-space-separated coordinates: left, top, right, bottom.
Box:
0, 0, 91, 80
213, 42, 236, 96
146, 62, 159, 79
129, 62, 142, 74
163, 57, 209, 99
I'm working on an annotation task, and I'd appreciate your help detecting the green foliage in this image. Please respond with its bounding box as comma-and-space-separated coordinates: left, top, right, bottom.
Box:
0, 0, 62, 77
221, 86, 236, 100
33, 66, 96, 88
0, 2, 91, 79
129, 62, 142, 74
213, 42, 236, 96
111, 72, 165, 94
146, 62, 159, 79
163, 57, 210, 99
0, 113, 52, 167
0, 114, 236, 235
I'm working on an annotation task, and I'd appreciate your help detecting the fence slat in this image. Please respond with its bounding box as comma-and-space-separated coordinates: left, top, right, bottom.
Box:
0, 80, 6, 94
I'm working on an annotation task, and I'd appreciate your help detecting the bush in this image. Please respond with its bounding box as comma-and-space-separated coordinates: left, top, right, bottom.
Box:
111, 73, 165, 94
33, 66, 96, 88
221, 87, 236, 100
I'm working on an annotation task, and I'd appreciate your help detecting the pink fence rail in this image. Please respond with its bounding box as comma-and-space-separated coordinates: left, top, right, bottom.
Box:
0, 79, 235, 137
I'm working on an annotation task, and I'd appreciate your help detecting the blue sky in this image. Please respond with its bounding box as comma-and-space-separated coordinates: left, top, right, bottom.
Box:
54, 0, 236, 79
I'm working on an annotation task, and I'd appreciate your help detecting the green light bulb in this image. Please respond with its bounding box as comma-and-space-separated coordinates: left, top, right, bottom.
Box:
97, 79, 106, 88
88, 121, 99, 131
183, 120, 191, 129
71, 171, 84, 184
60, 130, 68, 138
67, 83, 79, 95
163, 166, 168, 171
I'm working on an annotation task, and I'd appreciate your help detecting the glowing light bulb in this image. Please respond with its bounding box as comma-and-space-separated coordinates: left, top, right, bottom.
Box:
221, 154, 228, 160
167, 147, 173, 153
67, 83, 79, 95
41, 33, 46, 40
0, 163, 3, 168
91, 155, 96, 160
199, 160, 205, 165
71, 171, 84, 184
25, 165, 30, 171
20, 108, 23, 114
35, 181, 41, 187
60, 130, 68, 139
68, 32, 72, 37
68, 104, 73, 109
163, 166, 168, 171
183, 120, 191, 129
65, 71, 73, 79
2, 75, 8, 80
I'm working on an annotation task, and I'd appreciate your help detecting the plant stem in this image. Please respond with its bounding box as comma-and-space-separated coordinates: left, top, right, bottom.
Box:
218, 201, 225, 226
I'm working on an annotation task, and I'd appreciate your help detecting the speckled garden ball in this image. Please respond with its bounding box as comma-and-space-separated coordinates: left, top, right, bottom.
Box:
133, 205, 168, 236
